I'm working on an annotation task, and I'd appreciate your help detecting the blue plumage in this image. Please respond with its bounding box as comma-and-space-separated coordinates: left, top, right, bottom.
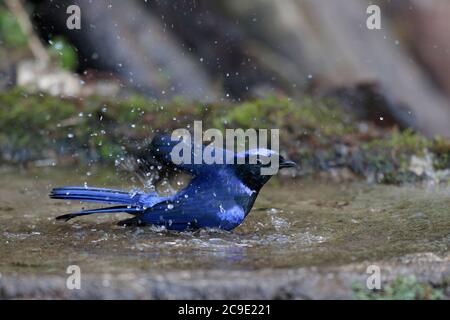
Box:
50, 135, 296, 231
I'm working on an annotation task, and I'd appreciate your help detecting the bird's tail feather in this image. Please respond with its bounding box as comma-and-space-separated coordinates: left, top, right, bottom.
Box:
55, 205, 143, 221
50, 186, 147, 221
50, 186, 139, 205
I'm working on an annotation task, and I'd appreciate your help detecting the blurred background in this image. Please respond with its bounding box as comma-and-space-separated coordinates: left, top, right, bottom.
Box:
1, 0, 449, 136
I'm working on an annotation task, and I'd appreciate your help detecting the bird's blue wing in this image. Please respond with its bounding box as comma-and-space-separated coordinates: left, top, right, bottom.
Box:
135, 177, 246, 231
148, 134, 233, 176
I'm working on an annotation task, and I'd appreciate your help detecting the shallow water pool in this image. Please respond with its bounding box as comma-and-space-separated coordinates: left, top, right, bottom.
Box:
0, 166, 449, 275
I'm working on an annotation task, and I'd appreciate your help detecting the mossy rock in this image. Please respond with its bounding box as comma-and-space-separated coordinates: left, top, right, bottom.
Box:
0, 88, 449, 184
352, 276, 445, 300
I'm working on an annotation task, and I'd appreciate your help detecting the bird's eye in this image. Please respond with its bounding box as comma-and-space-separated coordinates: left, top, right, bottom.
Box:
256, 158, 263, 165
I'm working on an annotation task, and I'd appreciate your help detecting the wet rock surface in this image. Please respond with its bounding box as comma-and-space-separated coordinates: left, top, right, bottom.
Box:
1, 253, 448, 299
0, 168, 448, 299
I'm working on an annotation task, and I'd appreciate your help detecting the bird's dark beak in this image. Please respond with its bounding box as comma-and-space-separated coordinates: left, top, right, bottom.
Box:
279, 159, 297, 169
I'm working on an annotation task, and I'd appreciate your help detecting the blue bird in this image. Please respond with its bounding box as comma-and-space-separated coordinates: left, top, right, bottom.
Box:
50, 135, 296, 231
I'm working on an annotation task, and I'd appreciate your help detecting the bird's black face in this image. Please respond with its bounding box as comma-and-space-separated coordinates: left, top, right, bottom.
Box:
234, 154, 297, 191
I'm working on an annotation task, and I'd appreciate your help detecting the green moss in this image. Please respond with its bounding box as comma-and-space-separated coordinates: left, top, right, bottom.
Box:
0, 88, 76, 151
0, 6, 27, 49
361, 129, 450, 179
353, 276, 444, 300
48, 36, 78, 71
429, 137, 450, 170
220, 96, 354, 137
1, 88, 450, 184
363, 129, 430, 155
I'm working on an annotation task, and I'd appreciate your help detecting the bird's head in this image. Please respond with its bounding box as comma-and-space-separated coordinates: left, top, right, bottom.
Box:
233, 149, 296, 191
